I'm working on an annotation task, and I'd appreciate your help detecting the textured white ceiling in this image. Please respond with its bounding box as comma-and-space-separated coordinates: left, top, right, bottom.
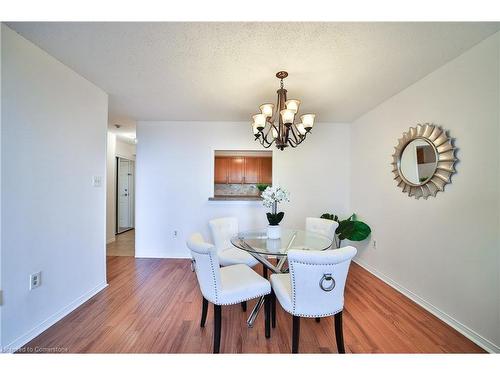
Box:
7, 22, 500, 122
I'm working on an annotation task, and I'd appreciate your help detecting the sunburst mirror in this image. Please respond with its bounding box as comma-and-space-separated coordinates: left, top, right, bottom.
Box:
391, 123, 458, 199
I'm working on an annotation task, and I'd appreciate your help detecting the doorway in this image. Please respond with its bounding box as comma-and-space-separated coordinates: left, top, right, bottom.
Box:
116, 157, 135, 234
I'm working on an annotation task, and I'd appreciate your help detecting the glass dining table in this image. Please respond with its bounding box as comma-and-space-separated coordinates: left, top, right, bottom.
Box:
230, 228, 333, 327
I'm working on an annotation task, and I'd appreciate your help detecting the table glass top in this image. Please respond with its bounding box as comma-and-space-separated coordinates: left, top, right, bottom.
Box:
230, 228, 333, 256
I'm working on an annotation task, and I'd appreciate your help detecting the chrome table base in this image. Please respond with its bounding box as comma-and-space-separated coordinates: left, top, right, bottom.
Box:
246, 252, 286, 328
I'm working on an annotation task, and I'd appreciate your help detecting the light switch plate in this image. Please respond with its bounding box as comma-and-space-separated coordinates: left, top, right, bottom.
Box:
30, 272, 42, 290
92, 175, 102, 187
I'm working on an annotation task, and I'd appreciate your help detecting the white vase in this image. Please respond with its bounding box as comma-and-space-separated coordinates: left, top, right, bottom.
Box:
267, 224, 281, 239
266, 238, 281, 252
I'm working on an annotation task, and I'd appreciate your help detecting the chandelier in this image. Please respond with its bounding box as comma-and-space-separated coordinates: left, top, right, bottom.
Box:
251, 71, 316, 150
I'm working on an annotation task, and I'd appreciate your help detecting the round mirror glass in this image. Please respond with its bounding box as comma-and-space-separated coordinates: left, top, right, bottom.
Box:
399, 138, 437, 185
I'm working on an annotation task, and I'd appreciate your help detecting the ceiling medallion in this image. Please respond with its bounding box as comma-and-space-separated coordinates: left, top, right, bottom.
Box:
251, 71, 316, 151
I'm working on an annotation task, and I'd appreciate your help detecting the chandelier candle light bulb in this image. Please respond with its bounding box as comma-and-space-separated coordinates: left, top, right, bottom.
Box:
251, 71, 316, 150
297, 123, 307, 135
253, 114, 267, 130
280, 109, 295, 125
285, 99, 300, 113
260, 103, 274, 118
300, 114, 315, 131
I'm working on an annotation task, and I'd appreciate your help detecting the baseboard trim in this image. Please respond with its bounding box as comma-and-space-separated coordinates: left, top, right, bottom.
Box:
353, 259, 499, 353
135, 253, 190, 259
3, 282, 108, 353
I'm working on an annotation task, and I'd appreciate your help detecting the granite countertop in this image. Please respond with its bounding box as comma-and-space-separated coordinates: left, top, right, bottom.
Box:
209, 195, 263, 201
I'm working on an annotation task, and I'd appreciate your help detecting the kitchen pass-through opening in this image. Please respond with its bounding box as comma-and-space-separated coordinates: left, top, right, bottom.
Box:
213, 150, 272, 199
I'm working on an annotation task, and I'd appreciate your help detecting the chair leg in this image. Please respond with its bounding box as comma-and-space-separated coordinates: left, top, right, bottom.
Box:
262, 265, 268, 279
241, 301, 247, 312
315, 317, 321, 323
200, 297, 208, 327
213, 304, 222, 354
271, 290, 276, 328
292, 315, 300, 353
334, 311, 345, 354
264, 294, 271, 338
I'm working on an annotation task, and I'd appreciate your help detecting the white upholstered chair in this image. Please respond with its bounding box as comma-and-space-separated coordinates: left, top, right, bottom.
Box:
187, 233, 271, 353
270, 246, 357, 353
208, 217, 259, 268
305, 217, 339, 245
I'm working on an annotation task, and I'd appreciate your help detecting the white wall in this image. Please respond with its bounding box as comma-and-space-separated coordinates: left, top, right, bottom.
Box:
350, 32, 500, 352
106, 134, 136, 243
1, 25, 108, 349
0, 23, 3, 350
106, 132, 117, 243
115, 139, 136, 161
136, 121, 350, 258
498, 32, 500, 355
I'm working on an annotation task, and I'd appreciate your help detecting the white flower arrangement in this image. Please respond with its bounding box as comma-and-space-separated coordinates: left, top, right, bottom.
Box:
262, 185, 290, 213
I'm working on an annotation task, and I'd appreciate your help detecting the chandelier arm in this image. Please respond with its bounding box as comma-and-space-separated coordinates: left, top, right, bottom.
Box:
286, 131, 299, 147
287, 133, 299, 147
259, 134, 275, 148
260, 123, 278, 147
296, 133, 306, 145
260, 124, 273, 143
289, 123, 301, 144
257, 135, 270, 148
262, 135, 272, 147
294, 122, 309, 145
262, 141, 275, 149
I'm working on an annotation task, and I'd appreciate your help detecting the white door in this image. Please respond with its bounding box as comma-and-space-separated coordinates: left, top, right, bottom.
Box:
117, 158, 134, 232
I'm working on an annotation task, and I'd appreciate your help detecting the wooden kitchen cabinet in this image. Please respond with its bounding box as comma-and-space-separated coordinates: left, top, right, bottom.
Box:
228, 157, 245, 183
244, 157, 260, 184
260, 157, 273, 184
214, 155, 272, 184
214, 157, 229, 183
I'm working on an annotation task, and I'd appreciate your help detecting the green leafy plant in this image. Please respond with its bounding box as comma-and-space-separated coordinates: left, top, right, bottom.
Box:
320, 213, 371, 247
267, 212, 285, 225
256, 183, 270, 192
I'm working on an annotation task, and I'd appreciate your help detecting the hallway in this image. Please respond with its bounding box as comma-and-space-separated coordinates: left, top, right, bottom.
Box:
107, 230, 135, 257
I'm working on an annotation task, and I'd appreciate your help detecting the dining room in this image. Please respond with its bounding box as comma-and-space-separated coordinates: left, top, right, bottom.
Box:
2, 16, 500, 363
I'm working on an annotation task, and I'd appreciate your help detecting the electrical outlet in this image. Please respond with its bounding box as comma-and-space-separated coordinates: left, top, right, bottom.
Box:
30, 272, 42, 290
372, 240, 377, 249
173, 230, 178, 239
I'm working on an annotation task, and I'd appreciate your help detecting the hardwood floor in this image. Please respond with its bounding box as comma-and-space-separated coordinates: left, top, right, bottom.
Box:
19, 254, 484, 353
106, 230, 135, 256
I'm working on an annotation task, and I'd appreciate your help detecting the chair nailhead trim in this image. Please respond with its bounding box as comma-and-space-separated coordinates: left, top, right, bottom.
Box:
208, 252, 219, 304
290, 262, 297, 313
283, 307, 344, 318
289, 260, 342, 316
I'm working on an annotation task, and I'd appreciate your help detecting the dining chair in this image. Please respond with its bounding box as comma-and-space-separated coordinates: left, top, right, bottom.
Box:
208, 217, 259, 268
304, 218, 341, 323
187, 233, 272, 353
270, 246, 357, 353
305, 217, 339, 245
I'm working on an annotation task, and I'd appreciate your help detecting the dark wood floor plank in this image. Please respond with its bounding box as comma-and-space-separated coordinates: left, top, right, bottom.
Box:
19, 254, 485, 353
